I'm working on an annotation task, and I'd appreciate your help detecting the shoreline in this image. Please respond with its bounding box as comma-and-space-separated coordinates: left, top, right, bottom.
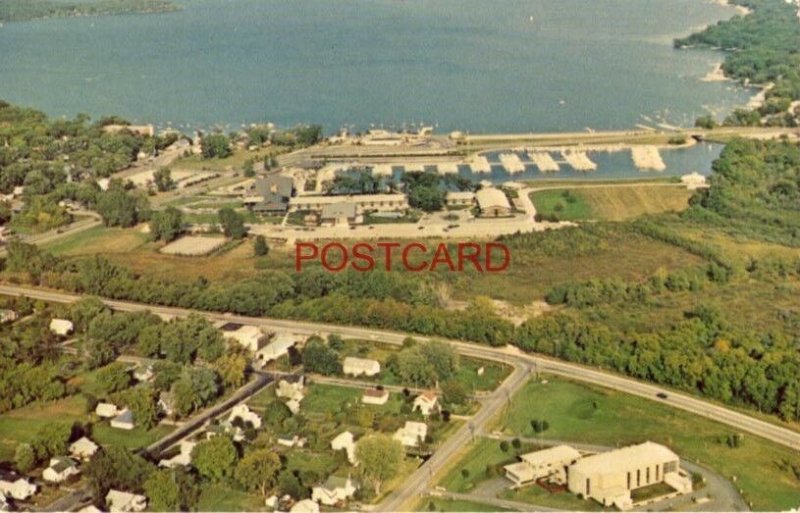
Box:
712, 0, 752, 16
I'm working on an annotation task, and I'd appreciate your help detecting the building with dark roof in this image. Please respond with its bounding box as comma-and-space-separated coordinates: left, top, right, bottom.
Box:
243, 176, 294, 214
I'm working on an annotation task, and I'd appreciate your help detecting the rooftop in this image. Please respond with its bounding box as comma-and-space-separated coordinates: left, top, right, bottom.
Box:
570, 442, 679, 476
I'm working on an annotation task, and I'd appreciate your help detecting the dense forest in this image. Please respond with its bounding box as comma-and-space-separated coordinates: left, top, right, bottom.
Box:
0, 0, 177, 23
675, 0, 800, 126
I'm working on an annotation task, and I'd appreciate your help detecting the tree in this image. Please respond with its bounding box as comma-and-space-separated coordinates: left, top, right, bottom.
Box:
213, 351, 249, 388
218, 207, 247, 239
499, 441, 509, 452
420, 341, 459, 381
144, 469, 181, 511
69, 297, 109, 332
15, 443, 36, 473
192, 436, 238, 481
149, 207, 183, 242
170, 367, 220, 417
301, 338, 341, 376
277, 470, 308, 499
354, 434, 404, 496
201, 134, 232, 159
254, 235, 269, 256
115, 385, 159, 430
235, 449, 281, 496
86, 447, 152, 501
441, 380, 468, 406
96, 184, 149, 227
152, 167, 175, 192
94, 362, 132, 396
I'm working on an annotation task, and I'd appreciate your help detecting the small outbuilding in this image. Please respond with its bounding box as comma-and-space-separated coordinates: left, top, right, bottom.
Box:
342, 357, 380, 377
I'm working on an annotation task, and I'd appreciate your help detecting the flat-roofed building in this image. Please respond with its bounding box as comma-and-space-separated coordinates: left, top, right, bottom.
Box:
342, 357, 380, 377
566, 441, 692, 510
289, 194, 408, 214
475, 187, 511, 217
504, 445, 581, 486
445, 191, 475, 207
320, 202, 357, 226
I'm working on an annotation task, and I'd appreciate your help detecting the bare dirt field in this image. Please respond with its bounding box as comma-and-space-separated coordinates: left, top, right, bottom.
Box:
159, 236, 228, 256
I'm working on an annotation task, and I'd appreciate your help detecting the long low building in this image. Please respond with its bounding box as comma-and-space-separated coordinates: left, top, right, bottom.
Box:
289, 194, 408, 214
504, 445, 581, 486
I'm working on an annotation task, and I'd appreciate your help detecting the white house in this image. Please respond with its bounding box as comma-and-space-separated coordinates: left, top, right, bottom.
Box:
276, 376, 305, 402
158, 440, 196, 468
49, 318, 74, 336
290, 499, 320, 513
286, 399, 302, 415
222, 324, 265, 352
503, 445, 582, 487
342, 357, 380, 377
255, 333, 296, 364
413, 392, 440, 417
105, 489, 147, 512
393, 421, 428, 447
0, 471, 37, 501
229, 404, 262, 429
475, 187, 512, 217
132, 365, 154, 382
110, 409, 135, 430
277, 434, 305, 448
361, 388, 389, 405
0, 309, 17, 324
43, 457, 80, 483
95, 402, 119, 418
311, 476, 357, 506
69, 436, 99, 461
330, 431, 357, 465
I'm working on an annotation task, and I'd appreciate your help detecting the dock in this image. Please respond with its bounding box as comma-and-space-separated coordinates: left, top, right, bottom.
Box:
562, 150, 597, 171
527, 151, 560, 172
631, 146, 666, 171
470, 156, 493, 173
436, 162, 460, 174
498, 153, 526, 173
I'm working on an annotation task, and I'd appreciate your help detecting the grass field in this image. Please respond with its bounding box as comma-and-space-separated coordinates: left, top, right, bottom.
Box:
531, 185, 692, 222
501, 483, 605, 511
0, 396, 87, 460
92, 423, 173, 450
41, 225, 148, 255
492, 377, 800, 510
415, 498, 512, 512
439, 438, 534, 493
197, 483, 266, 512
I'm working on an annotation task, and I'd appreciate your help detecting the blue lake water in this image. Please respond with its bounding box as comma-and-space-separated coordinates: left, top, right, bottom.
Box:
0, 0, 752, 134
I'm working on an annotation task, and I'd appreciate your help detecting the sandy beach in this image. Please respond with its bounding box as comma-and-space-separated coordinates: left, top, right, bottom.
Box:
713, 0, 752, 16
700, 62, 728, 82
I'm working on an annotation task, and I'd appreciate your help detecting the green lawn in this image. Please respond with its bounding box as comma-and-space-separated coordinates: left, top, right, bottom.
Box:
530, 190, 592, 220
416, 498, 512, 512
197, 483, 266, 512
439, 438, 535, 493
302, 384, 362, 416
41, 225, 148, 256
92, 423, 173, 450
494, 377, 800, 511
501, 484, 605, 511
0, 396, 87, 460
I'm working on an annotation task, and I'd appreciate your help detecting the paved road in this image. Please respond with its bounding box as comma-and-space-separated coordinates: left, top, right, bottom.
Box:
1, 285, 799, 510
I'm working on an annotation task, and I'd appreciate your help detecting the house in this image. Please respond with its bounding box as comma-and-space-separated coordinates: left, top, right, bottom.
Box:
158, 391, 175, 416
361, 388, 389, 405
105, 489, 147, 512
290, 499, 320, 513
132, 365, 153, 382
0, 470, 37, 501
330, 431, 357, 465
311, 476, 357, 506
110, 409, 135, 430
393, 421, 427, 447
43, 457, 80, 483
277, 434, 305, 448
243, 176, 294, 214
413, 392, 440, 417
49, 318, 74, 336
228, 404, 262, 429
445, 191, 475, 207
95, 402, 119, 418
255, 332, 296, 364
320, 202, 358, 226
286, 399, 302, 415
342, 357, 380, 377
159, 440, 196, 468
0, 309, 17, 324
69, 436, 99, 461
276, 376, 305, 402
503, 445, 582, 487
566, 441, 692, 510
475, 187, 511, 217
221, 324, 265, 352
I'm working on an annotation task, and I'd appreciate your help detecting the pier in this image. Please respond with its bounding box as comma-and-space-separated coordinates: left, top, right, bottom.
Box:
528, 151, 560, 172
498, 153, 526, 173
561, 150, 597, 171
470, 155, 493, 173
631, 146, 666, 171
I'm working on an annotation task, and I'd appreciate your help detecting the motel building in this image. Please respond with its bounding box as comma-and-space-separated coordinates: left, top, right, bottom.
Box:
566, 441, 692, 510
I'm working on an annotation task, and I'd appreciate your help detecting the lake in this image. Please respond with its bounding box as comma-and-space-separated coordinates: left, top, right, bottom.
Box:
0, 0, 752, 134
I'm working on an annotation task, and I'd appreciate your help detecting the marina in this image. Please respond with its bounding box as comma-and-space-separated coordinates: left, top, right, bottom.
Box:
561, 150, 598, 172
528, 151, 561, 172
631, 146, 667, 171
498, 153, 526, 174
